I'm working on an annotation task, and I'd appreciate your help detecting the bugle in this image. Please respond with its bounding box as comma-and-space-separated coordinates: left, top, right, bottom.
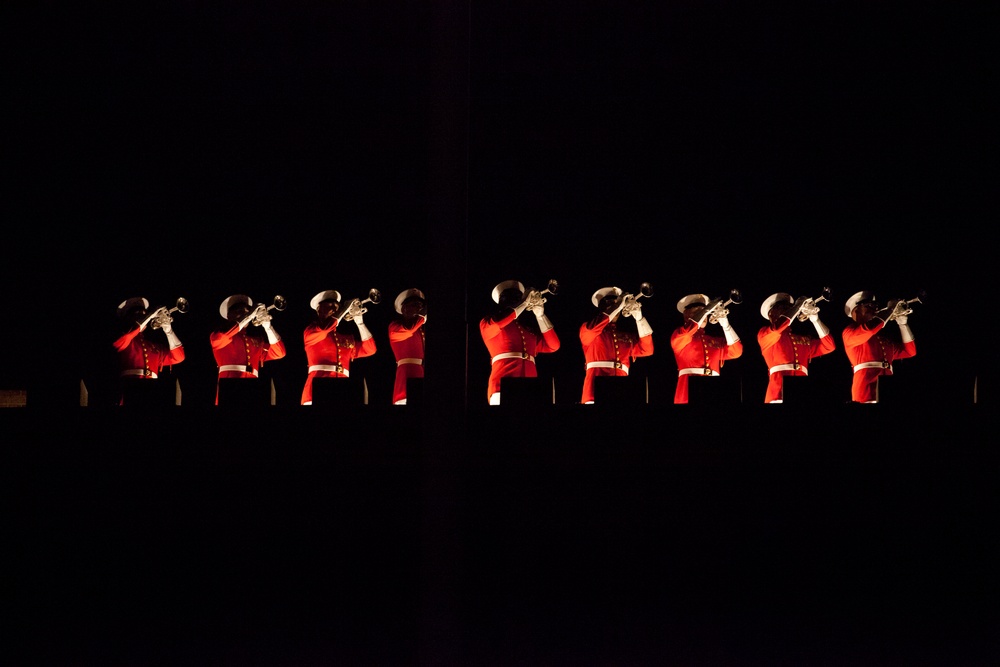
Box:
150, 297, 190, 329
524, 279, 559, 310
251, 295, 287, 325
884, 290, 926, 321
621, 282, 654, 317
707, 288, 742, 324
795, 287, 833, 322
339, 288, 381, 322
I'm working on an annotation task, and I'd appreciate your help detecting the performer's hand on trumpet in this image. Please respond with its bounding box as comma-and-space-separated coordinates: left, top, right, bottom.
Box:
139, 306, 170, 332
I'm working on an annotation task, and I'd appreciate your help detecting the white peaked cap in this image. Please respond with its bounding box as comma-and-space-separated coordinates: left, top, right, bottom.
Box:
310, 290, 342, 312
394, 288, 426, 314
676, 294, 709, 313
844, 290, 876, 317
492, 280, 525, 304
760, 292, 793, 319
591, 287, 622, 307
220, 294, 253, 319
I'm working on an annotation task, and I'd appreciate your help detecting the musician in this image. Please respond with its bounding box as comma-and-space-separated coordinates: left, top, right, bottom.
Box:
112, 297, 185, 404
579, 286, 653, 404
479, 279, 561, 405
757, 292, 836, 403
210, 294, 286, 405
301, 289, 377, 405
388, 288, 427, 405
842, 290, 916, 403
670, 293, 743, 404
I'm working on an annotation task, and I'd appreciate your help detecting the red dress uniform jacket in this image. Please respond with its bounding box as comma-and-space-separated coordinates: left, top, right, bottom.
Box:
301, 320, 377, 404
757, 320, 836, 403
389, 316, 426, 404
578, 315, 653, 404
670, 322, 743, 404
211, 325, 287, 403
113, 327, 185, 378
842, 320, 916, 403
480, 309, 561, 404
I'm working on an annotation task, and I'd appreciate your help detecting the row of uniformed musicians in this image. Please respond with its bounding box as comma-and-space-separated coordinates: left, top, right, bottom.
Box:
113, 282, 916, 406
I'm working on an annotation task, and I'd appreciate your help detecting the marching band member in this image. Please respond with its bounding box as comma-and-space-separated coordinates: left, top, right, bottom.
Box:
479, 279, 560, 405
211, 294, 286, 405
578, 286, 653, 404
670, 293, 743, 404
112, 297, 185, 404
757, 292, 835, 404
388, 288, 427, 405
301, 289, 377, 405
842, 290, 916, 403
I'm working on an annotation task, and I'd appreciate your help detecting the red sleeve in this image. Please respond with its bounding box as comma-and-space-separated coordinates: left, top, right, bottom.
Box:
537, 327, 560, 353
670, 321, 698, 354
388, 316, 426, 343
211, 322, 243, 351
579, 314, 610, 347
112, 326, 141, 352
304, 321, 338, 348
842, 320, 884, 347
757, 320, 790, 353
480, 310, 516, 341
354, 336, 377, 359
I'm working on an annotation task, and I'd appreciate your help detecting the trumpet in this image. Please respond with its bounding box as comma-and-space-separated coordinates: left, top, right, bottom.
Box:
795, 287, 833, 322
883, 290, 926, 322
251, 295, 287, 326
150, 297, 190, 329
338, 288, 381, 323
620, 282, 654, 317
524, 279, 559, 310
706, 288, 742, 324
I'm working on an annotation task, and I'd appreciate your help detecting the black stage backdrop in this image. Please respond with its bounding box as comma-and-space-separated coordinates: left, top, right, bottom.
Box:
3, 2, 995, 665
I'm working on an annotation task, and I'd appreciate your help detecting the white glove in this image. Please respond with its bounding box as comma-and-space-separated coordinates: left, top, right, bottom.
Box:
161, 322, 173, 335
263, 320, 281, 344
139, 307, 165, 332
356, 319, 373, 341
237, 312, 255, 331
164, 328, 182, 350
812, 318, 830, 338
895, 314, 908, 326
635, 316, 652, 338
695, 309, 711, 329
535, 311, 554, 333
353, 312, 364, 326
629, 304, 643, 321
719, 318, 740, 345
512, 294, 530, 318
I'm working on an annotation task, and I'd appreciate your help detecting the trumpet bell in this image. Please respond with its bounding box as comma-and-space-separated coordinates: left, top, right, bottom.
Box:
272, 295, 287, 312
728, 288, 743, 305
638, 282, 654, 299
545, 279, 559, 296
367, 288, 382, 305
175, 297, 190, 314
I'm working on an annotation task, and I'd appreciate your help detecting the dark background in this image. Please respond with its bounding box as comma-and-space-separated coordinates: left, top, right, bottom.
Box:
3, 1, 992, 406
3, 2, 996, 665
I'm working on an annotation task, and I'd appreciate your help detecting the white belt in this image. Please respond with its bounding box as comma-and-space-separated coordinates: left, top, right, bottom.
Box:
679, 367, 719, 377
854, 361, 891, 373
309, 364, 348, 377
121, 369, 157, 379
769, 363, 807, 375
586, 361, 628, 374
219, 365, 258, 377
492, 352, 535, 365
396, 358, 423, 366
